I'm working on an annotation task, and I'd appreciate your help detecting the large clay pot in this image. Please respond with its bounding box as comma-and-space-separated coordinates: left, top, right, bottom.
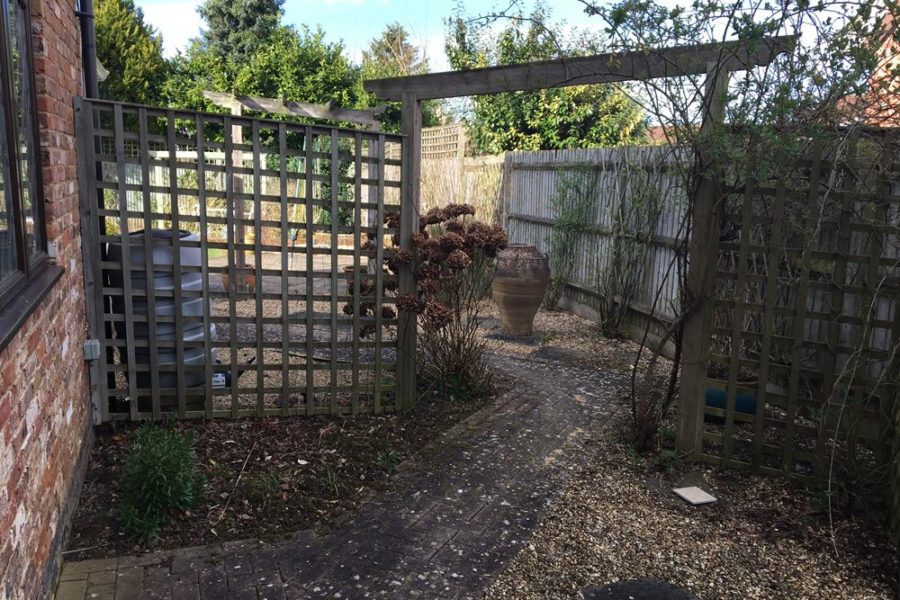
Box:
492, 245, 550, 337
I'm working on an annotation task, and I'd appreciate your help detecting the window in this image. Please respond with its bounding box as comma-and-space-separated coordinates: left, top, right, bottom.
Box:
0, 0, 60, 350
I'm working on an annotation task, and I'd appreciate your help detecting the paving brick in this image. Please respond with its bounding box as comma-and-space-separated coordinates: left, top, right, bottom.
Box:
54, 580, 87, 600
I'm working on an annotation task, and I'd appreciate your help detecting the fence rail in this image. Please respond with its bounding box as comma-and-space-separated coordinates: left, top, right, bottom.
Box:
77, 98, 410, 421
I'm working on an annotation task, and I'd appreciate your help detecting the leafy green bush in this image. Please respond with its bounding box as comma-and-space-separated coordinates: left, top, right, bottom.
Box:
119, 425, 204, 541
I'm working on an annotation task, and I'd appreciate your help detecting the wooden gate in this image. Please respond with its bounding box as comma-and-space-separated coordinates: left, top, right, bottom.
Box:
76, 98, 414, 421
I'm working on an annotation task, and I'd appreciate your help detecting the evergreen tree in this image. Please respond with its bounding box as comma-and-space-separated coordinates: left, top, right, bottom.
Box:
197, 0, 284, 69
95, 0, 168, 104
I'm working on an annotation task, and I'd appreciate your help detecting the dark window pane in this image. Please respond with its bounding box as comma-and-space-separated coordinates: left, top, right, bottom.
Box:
0, 82, 16, 282
8, 0, 40, 259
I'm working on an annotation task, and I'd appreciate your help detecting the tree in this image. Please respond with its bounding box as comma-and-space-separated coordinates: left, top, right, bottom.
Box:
362, 22, 429, 79
95, 0, 168, 104
197, 0, 284, 70
164, 22, 366, 117
445, 9, 647, 154
361, 23, 441, 131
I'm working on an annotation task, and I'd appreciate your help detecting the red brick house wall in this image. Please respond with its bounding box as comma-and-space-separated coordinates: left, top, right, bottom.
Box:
0, 0, 92, 598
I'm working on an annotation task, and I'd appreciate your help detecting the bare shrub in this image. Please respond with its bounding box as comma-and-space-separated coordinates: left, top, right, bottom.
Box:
399, 204, 508, 398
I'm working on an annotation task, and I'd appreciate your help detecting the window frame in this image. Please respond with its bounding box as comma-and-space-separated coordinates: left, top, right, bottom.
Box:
0, 0, 62, 353
0, 0, 51, 313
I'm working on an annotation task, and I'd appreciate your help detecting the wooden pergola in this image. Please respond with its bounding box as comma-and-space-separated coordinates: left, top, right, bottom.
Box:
363, 34, 796, 448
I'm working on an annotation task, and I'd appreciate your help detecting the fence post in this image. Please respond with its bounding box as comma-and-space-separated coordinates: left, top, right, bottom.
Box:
397, 92, 422, 411
675, 64, 730, 458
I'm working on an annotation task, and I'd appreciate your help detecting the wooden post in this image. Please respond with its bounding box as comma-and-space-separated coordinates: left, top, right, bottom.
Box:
397, 92, 422, 411
231, 102, 247, 273
675, 64, 730, 457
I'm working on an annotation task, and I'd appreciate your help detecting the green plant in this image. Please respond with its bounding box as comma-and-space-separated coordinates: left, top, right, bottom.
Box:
594, 157, 664, 338
544, 169, 598, 310
119, 425, 204, 542
376, 448, 402, 472
322, 465, 342, 498
654, 449, 680, 479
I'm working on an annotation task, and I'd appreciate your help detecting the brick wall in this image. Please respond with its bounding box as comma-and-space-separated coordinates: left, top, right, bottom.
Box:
0, 0, 92, 598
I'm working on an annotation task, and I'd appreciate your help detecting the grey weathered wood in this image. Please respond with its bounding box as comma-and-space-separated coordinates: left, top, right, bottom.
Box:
783, 145, 821, 469
113, 105, 139, 419
352, 132, 363, 413
138, 108, 162, 417
166, 110, 188, 416
195, 114, 214, 418
224, 117, 240, 418
329, 132, 340, 412
252, 120, 265, 417
365, 35, 797, 101
675, 64, 731, 457
374, 133, 387, 412
75, 98, 109, 423
279, 124, 291, 416
304, 127, 315, 415
396, 94, 421, 411
204, 91, 385, 129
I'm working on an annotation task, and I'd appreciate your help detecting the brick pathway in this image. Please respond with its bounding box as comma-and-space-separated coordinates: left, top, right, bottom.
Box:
56, 354, 624, 600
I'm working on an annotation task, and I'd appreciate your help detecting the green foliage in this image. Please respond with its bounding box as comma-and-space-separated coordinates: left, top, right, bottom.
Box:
445, 8, 646, 154
198, 0, 284, 70
376, 447, 402, 472
581, 0, 896, 181
164, 25, 366, 116
119, 425, 203, 542
95, 0, 168, 103
594, 158, 663, 337
361, 23, 441, 131
653, 449, 680, 478
544, 169, 599, 309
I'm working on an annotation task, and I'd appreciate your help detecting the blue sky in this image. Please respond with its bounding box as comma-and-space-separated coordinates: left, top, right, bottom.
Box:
135, 0, 601, 71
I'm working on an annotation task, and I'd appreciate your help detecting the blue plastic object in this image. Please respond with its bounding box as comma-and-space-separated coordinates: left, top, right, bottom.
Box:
705, 381, 757, 415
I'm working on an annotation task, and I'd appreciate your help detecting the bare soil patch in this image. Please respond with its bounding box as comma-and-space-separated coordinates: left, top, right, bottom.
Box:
64, 386, 496, 561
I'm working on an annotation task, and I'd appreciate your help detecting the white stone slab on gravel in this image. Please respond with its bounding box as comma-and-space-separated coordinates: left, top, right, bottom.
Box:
673, 486, 717, 505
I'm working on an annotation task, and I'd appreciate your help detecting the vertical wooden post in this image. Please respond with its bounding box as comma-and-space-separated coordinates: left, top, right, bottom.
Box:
231, 102, 247, 272
397, 92, 422, 411
675, 64, 731, 457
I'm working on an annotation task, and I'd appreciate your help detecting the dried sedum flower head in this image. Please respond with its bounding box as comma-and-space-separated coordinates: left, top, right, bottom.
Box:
395, 294, 425, 313
420, 207, 446, 226
424, 299, 453, 328
445, 249, 472, 270
439, 232, 466, 251
443, 204, 476, 219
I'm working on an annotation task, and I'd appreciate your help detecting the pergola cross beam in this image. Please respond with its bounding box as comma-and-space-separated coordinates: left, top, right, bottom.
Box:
363, 35, 797, 101
203, 91, 387, 129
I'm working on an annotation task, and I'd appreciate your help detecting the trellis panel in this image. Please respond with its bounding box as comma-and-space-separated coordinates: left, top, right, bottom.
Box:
690, 132, 900, 496
77, 99, 409, 421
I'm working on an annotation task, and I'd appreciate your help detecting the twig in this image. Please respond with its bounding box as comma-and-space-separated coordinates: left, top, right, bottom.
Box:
214, 441, 257, 524
61, 543, 109, 555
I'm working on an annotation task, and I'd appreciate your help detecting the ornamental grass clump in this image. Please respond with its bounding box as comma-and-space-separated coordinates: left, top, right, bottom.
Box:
119, 424, 204, 542
400, 204, 508, 398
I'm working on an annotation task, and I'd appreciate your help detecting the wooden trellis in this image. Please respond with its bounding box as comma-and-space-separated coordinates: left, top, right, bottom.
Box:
689, 132, 899, 486
76, 98, 410, 421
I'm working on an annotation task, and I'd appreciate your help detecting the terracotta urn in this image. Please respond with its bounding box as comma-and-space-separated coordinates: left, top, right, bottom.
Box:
491, 245, 550, 337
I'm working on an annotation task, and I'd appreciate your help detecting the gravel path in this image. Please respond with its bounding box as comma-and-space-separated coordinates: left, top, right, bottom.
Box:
484, 418, 897, 600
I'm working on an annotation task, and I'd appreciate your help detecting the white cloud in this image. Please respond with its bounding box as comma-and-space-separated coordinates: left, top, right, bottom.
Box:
138, 0, 205, 57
